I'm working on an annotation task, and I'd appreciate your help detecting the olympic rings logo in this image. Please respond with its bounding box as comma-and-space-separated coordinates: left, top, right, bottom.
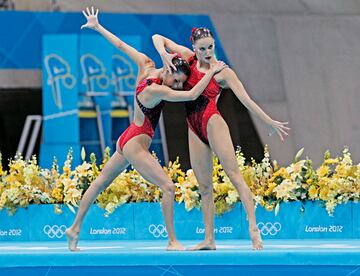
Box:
257, 222, 282, 236
148, 224, 168, 238
43, 225, 67, 239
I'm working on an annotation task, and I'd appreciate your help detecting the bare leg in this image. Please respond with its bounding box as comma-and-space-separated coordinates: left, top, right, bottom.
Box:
66, 151, 129, 251
122, 138, 184, 251
187, 129, 216, 251
207, 115, 263, 250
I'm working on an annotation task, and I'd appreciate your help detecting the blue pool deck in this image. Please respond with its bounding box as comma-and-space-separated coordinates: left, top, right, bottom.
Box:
0, 239, 360, 275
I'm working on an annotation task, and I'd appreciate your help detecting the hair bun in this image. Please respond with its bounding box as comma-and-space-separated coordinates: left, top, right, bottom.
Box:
190, 27, 213, 43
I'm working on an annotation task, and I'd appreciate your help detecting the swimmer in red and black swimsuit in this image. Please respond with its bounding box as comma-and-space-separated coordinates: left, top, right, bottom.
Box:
184, 54, 222, 145
118, 77, 163, 151
66, 7, 228, 252
153, 28, 290, 251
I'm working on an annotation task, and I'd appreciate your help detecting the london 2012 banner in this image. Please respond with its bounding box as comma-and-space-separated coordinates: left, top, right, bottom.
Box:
40, 35, 81, 168
78, 35, 113, 160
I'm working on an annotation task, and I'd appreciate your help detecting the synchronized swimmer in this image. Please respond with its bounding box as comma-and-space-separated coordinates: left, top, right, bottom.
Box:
153, 28, 289, 250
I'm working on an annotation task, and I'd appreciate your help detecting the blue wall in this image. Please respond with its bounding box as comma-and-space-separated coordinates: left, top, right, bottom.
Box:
0, 11, 228, 69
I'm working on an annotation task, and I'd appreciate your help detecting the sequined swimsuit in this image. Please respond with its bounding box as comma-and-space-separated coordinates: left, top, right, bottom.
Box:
184, 55, 222, 145
118, 78, 163, 151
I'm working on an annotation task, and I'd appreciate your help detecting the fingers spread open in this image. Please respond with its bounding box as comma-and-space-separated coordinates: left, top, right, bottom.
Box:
278, 127, 288, 136
276, 128, 284, 141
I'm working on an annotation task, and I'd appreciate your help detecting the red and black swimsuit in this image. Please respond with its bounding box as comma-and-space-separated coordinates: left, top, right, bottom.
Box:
118, 78, 163, 151
184, 55, 222, 145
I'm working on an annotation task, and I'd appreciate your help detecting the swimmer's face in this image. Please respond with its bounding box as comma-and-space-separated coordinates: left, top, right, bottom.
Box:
193, 37, 215, 64
163, 71, 188, 90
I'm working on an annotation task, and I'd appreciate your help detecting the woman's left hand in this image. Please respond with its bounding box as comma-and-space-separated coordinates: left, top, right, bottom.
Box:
211, 61, 228, 74
268, 120, 290, 141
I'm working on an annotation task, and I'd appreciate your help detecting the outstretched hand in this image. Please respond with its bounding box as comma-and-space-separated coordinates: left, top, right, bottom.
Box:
81, 6, 99, 30
268, 120, 290, 142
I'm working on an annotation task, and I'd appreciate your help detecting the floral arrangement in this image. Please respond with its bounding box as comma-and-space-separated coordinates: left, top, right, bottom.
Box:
0, 146, 358, 217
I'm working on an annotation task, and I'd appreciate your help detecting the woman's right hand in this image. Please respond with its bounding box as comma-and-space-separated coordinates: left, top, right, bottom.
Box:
81, 6, 100, 30
211, 61, 228, 74
268, 120, 290, 142
161, 52, 178, 73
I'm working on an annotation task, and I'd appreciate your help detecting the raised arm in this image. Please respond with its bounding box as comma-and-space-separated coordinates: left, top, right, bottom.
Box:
81, 7, 150, 67
222, 68, 290, 141
149, 61, 227, 102
152, 34, 194, 72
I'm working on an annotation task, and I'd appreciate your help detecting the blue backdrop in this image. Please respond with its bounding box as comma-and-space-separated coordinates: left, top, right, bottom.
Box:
0, 11, 228, 69
2, 11, 229, 168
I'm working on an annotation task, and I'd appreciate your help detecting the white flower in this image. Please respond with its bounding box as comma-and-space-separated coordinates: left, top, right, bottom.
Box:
225, 190, 239, 205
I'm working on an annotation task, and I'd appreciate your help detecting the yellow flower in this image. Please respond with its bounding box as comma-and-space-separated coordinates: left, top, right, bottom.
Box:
319, 186, 330, 201
317, 166, 329, 178
175, 192, 182, 202
0, 191, 7, 209
269, 168, 290, 184
308, 186, 319, 199
63, 187, 82, 206
241, 167, 257, 190
52, 188, 63, 202
185, 169, 199, 189
265, 202, 275, 211
75, 162, 92, 178
215, 196, 238, 215
324, 158, 339, 165
153, 188, 161, 202
335, 164, 350, 178
265, 181, 277, 196
318, 177, 330, 187
0, 146, 357, 217
273, 179, 297, 201
287, 161, 305, 175
214, 183, 230, 196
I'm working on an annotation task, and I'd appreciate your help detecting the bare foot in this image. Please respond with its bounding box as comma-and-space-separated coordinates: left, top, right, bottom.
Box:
188, 240, 216, 251
249, 226, 263, 250
65, 228, 80, 251
167, 240, 185, 251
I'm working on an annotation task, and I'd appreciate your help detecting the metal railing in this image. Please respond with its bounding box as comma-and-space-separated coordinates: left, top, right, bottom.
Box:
17, 115, 42, 160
